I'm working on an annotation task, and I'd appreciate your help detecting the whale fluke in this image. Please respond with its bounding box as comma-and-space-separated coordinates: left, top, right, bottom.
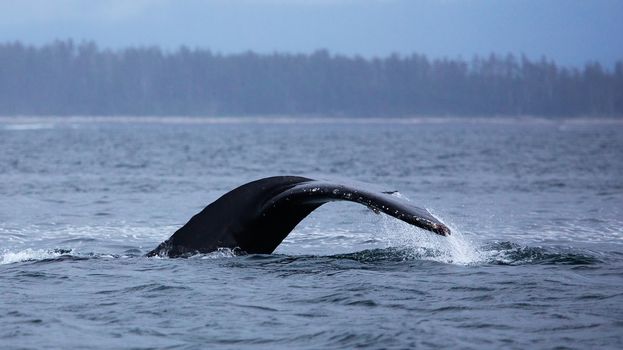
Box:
147, 176, 450, 257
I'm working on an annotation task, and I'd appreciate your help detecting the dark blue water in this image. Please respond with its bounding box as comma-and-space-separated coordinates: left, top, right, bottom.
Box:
1, 117, 622, 349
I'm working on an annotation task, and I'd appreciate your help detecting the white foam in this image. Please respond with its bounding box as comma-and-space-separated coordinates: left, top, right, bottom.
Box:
0, 248, 66, 265
197, 248, 238, 259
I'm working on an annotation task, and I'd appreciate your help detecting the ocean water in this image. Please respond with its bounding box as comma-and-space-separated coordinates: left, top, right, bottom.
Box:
1, 117, 622, 349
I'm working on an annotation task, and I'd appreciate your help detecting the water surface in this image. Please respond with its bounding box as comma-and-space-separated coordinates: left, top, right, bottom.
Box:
1, 117, 622, 349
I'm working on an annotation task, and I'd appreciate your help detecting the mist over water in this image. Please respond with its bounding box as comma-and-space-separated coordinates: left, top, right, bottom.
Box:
1, 117, 622, 349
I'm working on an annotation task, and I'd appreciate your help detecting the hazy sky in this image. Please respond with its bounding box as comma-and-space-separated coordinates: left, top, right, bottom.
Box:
0, 0, 621, 67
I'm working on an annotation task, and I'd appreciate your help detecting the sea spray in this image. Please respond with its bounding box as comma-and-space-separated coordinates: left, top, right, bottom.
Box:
378, 212, 484, 265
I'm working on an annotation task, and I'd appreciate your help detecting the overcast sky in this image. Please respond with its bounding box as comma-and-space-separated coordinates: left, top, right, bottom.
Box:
0, 0, 621, 67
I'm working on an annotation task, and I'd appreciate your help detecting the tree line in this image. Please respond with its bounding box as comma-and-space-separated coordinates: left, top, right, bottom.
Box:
0, 40, 621, 117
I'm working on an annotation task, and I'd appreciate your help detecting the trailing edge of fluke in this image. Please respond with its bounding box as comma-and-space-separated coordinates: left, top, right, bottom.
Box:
147, 176, 450, 258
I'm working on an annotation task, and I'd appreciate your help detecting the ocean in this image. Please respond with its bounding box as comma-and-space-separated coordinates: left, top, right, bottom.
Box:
1, 117, 622, 349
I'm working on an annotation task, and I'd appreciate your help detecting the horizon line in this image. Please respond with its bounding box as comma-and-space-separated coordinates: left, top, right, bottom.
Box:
2, 116, 622, 127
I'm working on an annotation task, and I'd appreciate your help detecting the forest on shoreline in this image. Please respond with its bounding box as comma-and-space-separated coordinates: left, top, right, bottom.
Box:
1, 41, 621, 117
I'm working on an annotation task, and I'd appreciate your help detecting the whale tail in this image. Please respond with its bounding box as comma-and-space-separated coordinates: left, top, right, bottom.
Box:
147, 176, 450, 257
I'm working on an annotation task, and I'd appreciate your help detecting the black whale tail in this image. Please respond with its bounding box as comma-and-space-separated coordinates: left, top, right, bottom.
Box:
147, 176, 450, 258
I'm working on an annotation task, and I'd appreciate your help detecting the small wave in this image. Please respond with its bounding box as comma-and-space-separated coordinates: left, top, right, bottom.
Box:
331, 247, 447, 263
482, 242, 602, 265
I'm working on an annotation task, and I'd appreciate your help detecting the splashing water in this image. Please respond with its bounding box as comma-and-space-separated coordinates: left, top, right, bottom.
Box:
377, 212, 483, 265
380, 192, 483, 264
374, 214, 602, 266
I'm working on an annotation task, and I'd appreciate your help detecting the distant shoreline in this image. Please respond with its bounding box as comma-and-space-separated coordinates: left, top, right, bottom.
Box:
2, 42, 621, 118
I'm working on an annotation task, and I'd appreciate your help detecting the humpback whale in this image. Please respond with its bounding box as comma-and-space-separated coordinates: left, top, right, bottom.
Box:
147, 176, 450, 257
